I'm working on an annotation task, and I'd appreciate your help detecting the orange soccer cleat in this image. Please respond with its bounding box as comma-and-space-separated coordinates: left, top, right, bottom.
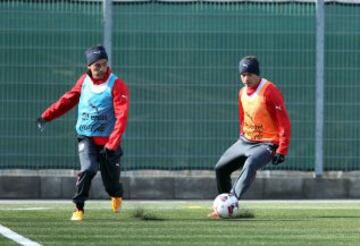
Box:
111, 197, 122, 213
71, 209, 84, 221
207, 210, 220, 219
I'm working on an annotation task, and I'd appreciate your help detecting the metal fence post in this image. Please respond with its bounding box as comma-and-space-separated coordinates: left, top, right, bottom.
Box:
315, 0, 325, 177
103, 0, 113, 66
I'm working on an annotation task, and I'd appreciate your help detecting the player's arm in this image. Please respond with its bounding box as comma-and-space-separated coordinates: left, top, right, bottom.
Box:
105, 79, 130, 150
40, 74, 85, 122
238, 89, 245, 135
265, 85, 291, 155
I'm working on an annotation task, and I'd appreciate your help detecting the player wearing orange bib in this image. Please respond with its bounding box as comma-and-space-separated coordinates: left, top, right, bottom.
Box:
210, 56, 291, 217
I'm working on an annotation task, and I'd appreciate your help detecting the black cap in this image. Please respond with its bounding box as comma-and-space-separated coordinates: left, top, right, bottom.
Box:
85, 45, 108, 65
239, 56, 260, 75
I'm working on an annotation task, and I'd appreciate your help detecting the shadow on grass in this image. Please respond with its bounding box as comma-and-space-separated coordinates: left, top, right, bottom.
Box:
235, 210, 255, 219
131, 208, 165, 221
316, 215, 360, 219
130, 208, 256, 222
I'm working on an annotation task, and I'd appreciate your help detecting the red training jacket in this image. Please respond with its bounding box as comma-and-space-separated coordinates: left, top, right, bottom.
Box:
41, 68, 129, 151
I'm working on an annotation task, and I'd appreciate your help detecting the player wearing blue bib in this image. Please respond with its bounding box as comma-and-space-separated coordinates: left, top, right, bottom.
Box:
37, 45, 129, 221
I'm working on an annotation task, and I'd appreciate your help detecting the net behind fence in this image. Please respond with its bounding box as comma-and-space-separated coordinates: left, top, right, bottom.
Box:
0, 1, 359, 171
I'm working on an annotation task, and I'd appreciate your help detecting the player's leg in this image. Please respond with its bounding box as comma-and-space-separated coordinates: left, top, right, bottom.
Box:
71, 137, 98, 220
99, 147, 124, 213
214, 139, 247, 194
231, 143, 275, 199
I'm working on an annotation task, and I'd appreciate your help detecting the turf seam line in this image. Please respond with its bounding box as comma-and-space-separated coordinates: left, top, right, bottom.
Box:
0, 224, 42, 246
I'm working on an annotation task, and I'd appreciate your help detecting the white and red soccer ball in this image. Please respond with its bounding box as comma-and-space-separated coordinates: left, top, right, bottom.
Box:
212, 193, 240, 218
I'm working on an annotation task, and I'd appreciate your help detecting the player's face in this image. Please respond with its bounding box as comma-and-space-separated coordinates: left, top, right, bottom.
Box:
88, 59, 108, 79
240, 72, 261, 88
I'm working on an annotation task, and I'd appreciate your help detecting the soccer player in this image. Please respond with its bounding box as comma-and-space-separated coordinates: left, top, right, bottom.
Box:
209, 56, 291, 218
36, 45, 129, 221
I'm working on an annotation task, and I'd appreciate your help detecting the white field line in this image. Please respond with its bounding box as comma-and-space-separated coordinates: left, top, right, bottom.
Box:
0, 207, 49, 211
0, 224, 42, 246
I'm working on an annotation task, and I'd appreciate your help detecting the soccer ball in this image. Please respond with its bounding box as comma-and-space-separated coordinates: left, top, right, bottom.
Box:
213, 193, 240, 218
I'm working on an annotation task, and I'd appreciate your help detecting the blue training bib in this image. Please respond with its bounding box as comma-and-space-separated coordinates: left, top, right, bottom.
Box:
75, 74, 117, 137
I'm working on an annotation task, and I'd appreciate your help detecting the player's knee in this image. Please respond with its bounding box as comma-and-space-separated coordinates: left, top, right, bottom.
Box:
215, 164, 228, 177
214, 164, 222, 173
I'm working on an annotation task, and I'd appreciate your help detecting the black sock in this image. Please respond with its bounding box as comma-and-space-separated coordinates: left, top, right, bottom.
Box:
76, 202, 84, 211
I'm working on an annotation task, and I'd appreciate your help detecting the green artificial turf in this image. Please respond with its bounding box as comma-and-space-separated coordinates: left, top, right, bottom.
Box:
0, 200, 359, 246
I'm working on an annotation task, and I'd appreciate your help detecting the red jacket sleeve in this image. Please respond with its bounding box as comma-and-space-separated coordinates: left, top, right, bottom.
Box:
41, 74, 86, 121
105, 79, 130, 150
264, 84, 291, 155
238, 89, 244, 135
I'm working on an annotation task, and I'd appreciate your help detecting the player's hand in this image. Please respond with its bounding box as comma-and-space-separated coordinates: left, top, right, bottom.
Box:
272, 154, 285, 165
36, 117, 46, 132
100, 147, 115, 160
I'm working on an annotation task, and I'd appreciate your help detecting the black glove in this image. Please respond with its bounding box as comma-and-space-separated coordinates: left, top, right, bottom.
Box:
100, 147, 115, 160
36, 117, 46, 132
272, 154, 285, 165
